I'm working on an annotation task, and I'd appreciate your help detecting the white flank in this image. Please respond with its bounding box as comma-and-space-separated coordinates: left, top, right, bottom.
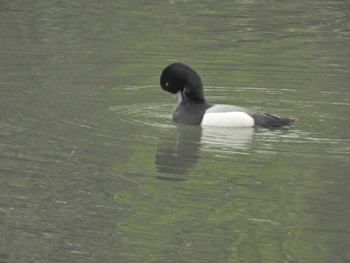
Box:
201, 112, 254, 128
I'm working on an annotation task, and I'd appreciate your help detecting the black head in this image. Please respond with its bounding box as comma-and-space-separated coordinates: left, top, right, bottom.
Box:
160, 63, 206, 104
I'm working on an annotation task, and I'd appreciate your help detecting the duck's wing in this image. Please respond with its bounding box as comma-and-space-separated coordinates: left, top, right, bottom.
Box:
205, 104, 248, 113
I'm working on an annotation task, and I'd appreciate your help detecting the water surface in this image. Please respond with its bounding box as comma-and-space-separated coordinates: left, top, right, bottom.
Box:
1, 1, 349, 262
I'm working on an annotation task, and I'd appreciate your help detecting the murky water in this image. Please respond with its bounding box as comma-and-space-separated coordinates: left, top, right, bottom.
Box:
1, 1, 349, 262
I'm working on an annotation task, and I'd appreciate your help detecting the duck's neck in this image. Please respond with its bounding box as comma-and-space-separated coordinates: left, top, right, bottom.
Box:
182, 86, 206, 105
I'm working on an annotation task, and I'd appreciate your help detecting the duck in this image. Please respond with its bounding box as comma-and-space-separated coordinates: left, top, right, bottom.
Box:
160, 63, 295, 128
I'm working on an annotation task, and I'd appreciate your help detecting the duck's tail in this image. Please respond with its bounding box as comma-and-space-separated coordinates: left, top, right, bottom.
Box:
252, 112, 296, 128
277, 117, 295, 127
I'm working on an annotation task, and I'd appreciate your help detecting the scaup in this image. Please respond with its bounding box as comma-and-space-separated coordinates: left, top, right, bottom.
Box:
160, 63, 295, 128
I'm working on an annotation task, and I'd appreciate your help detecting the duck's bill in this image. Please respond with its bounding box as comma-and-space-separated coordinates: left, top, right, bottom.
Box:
172, 90, 183, 104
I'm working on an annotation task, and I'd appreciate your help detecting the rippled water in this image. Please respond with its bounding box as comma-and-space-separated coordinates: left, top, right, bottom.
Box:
1, 1, 350, 262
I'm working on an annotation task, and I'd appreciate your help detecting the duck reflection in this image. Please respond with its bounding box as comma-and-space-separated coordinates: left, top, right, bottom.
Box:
155, 125, 253, 178
155, 125, 202, 178
201, 126, 253, 153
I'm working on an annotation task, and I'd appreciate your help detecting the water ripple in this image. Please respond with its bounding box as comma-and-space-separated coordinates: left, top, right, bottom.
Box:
109, 102, 175, 129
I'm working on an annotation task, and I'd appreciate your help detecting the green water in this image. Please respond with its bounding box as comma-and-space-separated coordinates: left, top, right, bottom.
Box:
1, 1, 349, 262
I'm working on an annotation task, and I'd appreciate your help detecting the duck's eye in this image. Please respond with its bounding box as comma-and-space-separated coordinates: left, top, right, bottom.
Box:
165, 82, 169, 87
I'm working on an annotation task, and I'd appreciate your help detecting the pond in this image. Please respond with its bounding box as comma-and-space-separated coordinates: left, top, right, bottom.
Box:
1, 0, 349, 262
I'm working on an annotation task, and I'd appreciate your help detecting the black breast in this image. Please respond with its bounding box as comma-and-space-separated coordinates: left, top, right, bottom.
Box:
173, 103, 212, 125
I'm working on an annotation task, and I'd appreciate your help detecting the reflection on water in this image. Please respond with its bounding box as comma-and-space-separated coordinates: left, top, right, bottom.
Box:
155, 125, 202, 177
155, 125, 254, 176
1, 0, 350, 262
201, 126, 253, 153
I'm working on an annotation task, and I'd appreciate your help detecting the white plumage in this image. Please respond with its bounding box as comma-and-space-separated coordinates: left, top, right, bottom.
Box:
201, 111, 254, 128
